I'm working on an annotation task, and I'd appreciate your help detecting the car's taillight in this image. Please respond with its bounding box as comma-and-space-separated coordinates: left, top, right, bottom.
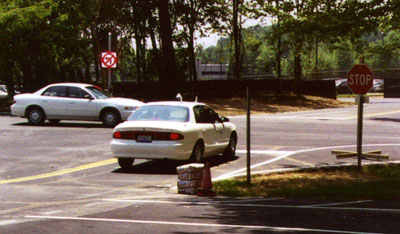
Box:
169, 133, 184, 140
113, 132, 122, 139
113, 131, 184, 141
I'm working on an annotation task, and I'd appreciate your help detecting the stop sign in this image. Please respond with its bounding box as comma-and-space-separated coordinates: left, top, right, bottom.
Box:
347, 64, 374, 94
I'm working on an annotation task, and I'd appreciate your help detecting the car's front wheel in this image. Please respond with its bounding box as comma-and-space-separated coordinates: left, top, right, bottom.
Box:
102, 109, 121, 127
118, 158, 134, 170
190, 142, 204, 163
27, 107, 46, 125
223, 134, 237, 160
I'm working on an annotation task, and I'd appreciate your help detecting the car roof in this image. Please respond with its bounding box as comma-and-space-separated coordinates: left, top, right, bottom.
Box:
46, 83, 96, 88
144, 101, 207, 108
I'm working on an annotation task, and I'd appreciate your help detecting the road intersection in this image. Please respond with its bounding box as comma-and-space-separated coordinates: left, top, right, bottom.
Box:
1, 97, 400, 233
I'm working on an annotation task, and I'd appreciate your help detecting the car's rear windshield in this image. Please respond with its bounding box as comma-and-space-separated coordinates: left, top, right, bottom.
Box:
128, 105, 189, 122
86, 86, 110, 99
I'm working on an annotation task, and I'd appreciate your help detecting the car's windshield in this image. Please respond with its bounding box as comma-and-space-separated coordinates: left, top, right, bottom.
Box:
86, 86, 110, 99
128, 105, 189, 122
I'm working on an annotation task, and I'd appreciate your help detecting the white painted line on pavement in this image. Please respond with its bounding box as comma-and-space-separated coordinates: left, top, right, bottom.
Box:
231, 115, 350, 120
77, 188, 121, 199
236, 150, 294, 155
0, 220, 19, 226
218, 143, 400, 180
300, 200, 372, 208
40, 210, 63, 215
104, 198, 281, 205
103, 199, 400, 213
25, 215, 382, 234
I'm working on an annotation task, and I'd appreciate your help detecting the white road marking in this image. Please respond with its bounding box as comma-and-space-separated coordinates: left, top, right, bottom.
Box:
103, 199, 400, 213
230, 110, 400, 120
228, 160, 400, 179
300, 200, 372, 208
77, 189, 121, 199
25, 215, 382, 234
231, 115, 350, 120
0, 220, 19, 226
236, 150, 294, 155
104, 198, 281, 205
218, 143, 400, 180
41, 210, 63, 215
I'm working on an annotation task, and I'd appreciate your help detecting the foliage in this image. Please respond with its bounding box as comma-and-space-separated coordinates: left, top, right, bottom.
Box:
0, 0, 396, 98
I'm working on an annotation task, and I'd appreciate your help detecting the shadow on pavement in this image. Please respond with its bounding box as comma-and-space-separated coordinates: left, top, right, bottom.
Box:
12, 121, 108, 128
112, 155, 239, 175
370, 117, 400, 123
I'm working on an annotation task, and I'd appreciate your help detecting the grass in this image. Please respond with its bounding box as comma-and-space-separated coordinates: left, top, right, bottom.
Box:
214, 163, 400, 200
337, 93, 384, 98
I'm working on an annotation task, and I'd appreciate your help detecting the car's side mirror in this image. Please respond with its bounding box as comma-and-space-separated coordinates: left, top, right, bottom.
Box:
84, 94, 93, 100
219, 116, 229, 122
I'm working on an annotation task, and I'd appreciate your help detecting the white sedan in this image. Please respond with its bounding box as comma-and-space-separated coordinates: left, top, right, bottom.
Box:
111, 101, 237, 170
0, 85, 7, 100
11, 83, 143, 127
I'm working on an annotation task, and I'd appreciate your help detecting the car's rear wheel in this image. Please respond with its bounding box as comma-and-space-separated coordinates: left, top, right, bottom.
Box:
190, 142, 204, 163
118, 158, 134, 170
102, 109, 121, 127
223, 134, 237, 160
27, 107, 46, 125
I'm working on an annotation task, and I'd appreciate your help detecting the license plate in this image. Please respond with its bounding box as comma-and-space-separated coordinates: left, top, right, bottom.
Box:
137, 135, 152, 143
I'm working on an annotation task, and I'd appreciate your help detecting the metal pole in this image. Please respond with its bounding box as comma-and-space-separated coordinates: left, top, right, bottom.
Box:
246, 87, 251, 185
108, 32, 112, 93
357, 95, 364, 170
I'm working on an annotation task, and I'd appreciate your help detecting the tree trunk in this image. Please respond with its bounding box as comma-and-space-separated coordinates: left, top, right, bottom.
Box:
232, 0, 242, 80
276, 12, 282, 96
135, 28, 142, 84
158, 0, 177, 99
294, 48, 302, 97
141, 37, 147, 83
4, 60, 15, 98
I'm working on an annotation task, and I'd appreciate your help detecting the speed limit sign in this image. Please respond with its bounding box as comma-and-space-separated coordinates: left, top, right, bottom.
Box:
101, 51, 118, 68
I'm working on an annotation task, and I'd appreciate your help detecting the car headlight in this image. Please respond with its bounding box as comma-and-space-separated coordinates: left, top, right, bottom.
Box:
124, 106, 138, 111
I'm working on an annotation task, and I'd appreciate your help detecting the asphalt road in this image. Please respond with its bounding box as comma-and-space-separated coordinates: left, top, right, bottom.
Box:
1, 97, 400, 233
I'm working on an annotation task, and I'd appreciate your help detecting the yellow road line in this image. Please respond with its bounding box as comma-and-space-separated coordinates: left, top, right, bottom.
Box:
0, 159, 117, 184
346, 110, 400, 120
363, 110, 400, 118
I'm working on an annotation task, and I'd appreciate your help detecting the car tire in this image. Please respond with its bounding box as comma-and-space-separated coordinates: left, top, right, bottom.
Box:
102, 109, 121, 127
190, 142, 203, 163
118, 158, 134, 170
223, 134, 237, 160
27, 107, 46, 125
49, 119, 60, 124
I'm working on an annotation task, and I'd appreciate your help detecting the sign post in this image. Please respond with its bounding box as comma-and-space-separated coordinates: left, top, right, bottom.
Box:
349, 64, 373, 169
331, 64, 389, 169
246, 87, 251, 185
101, 32, 118, 93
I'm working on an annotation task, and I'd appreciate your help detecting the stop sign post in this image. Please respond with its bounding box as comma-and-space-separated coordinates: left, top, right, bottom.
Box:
350, 64, 373, 168
332, 64, 389, 169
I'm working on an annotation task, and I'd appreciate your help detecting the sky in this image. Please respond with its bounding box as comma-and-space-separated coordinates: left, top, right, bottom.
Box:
195, 17, 271, 48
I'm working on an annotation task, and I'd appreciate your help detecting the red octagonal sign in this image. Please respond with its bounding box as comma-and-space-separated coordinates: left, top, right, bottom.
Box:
347, 64, 374, 94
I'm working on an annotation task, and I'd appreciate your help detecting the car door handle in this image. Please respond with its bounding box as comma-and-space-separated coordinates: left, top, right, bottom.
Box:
42, 100, 48, 103
202, 129, 206, 133
69, 102, 75, 104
